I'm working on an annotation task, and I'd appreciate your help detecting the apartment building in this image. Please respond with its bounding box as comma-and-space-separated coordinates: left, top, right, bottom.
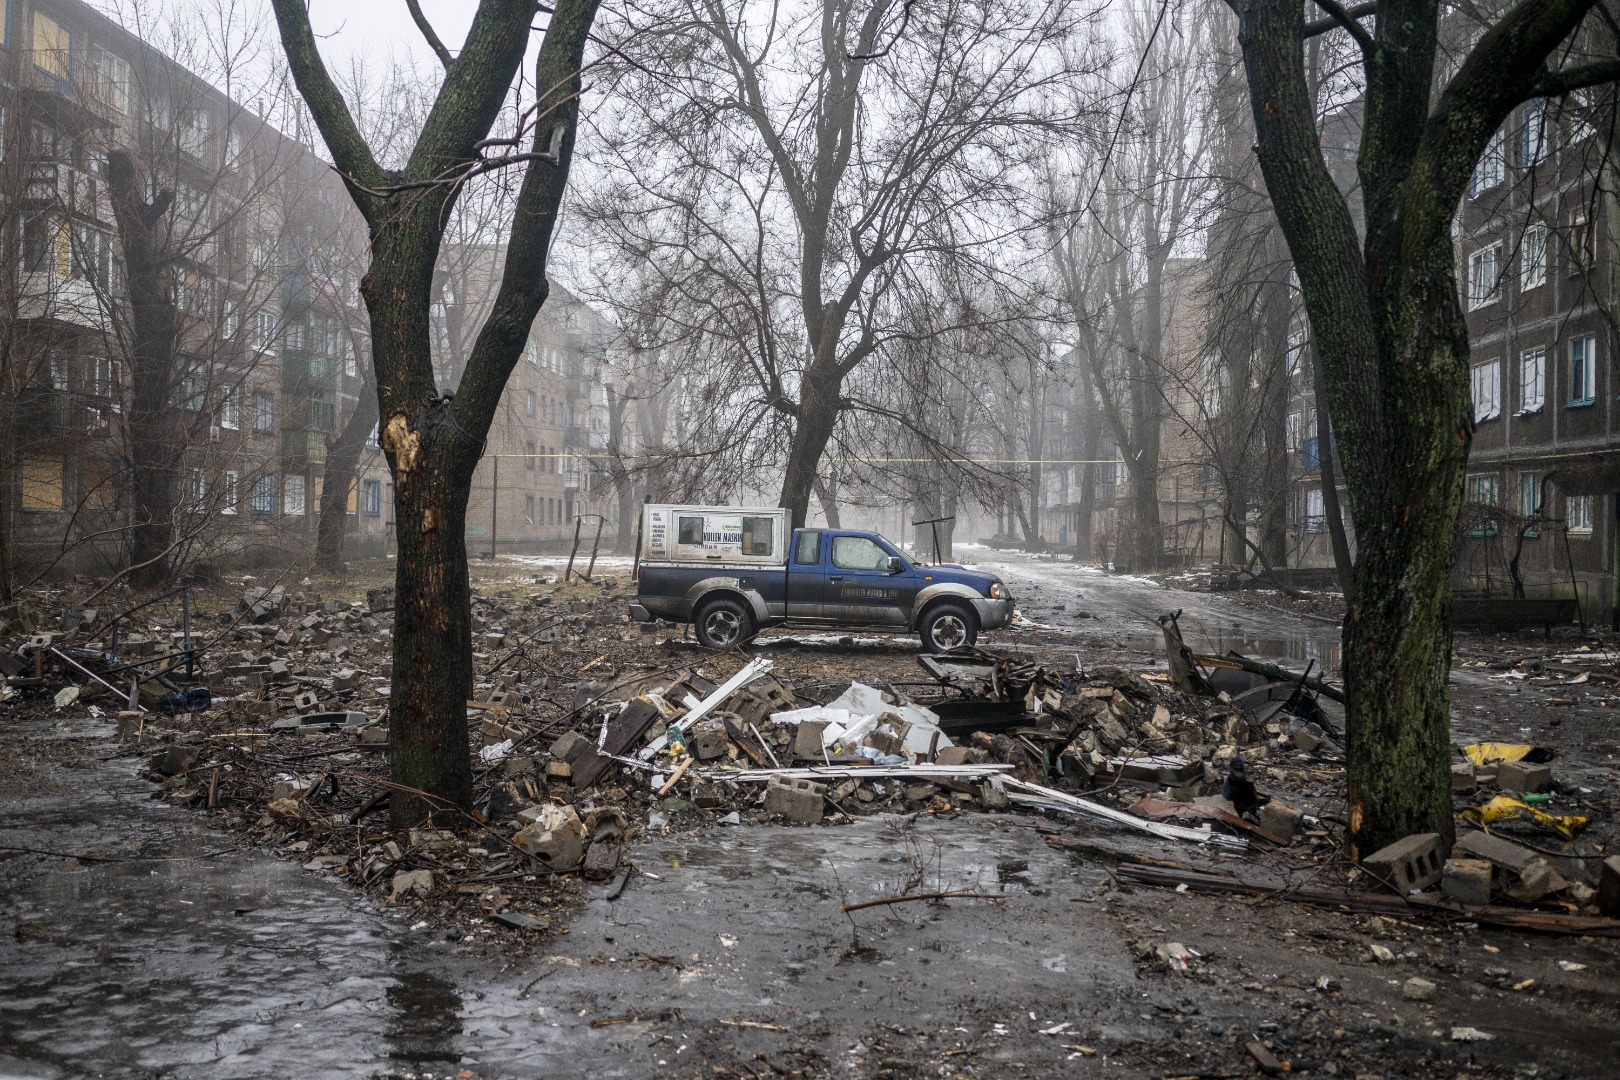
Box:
1, 0, 388, 579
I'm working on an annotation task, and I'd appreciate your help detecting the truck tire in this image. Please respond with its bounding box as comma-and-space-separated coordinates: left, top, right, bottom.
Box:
695, 597, 753, 649
920, 602, 977, 652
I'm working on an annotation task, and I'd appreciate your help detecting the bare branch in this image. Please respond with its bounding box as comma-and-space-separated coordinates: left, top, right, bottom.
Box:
405, 0, 455, 68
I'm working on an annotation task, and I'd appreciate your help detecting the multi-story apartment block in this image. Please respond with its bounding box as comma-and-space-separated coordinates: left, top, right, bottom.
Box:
1, 0, 388, 580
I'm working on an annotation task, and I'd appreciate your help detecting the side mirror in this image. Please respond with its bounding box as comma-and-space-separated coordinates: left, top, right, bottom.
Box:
887, 556, 903, 573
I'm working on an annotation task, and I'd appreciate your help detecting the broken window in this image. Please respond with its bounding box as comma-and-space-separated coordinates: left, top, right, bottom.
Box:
21, 456, 63, 510
741, 516, 774, 556
678, 516, 704, 546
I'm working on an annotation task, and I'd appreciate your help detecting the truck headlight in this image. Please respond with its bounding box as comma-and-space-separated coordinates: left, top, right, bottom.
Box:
989, 582, 1006, 600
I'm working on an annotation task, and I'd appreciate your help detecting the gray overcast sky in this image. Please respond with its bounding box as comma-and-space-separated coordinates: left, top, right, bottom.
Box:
306, 1, 476, 72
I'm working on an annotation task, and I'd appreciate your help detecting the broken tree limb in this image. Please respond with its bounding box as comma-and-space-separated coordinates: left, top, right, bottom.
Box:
1190, 652, 1346, 705
841, 890, 1009, 913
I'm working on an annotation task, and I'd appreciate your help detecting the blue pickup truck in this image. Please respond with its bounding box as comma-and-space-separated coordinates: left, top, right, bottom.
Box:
629, 505, 1015, 650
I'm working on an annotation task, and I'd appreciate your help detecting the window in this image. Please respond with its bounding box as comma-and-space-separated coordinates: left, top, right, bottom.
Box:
23, 211, 64, 274
1518, 348, 1545, 414
524, 439, 536, 470
526, 390, 536, 418
32, 12, 69, 80
794, 529, 821, 565
90, 46, 130, 113
221, 299, 239, 339
1286, 410, 1303, 451
177, 374, 205, 411
741, 515, 775, 557
831, 535, 891, 571
1470, 360, 1501, 422
677, 515, 704, 545
1466, 474, 1499, 505
249, 310, 278, 354
222, 471, 238, 515
220, 387, 240, 429
1285, 331, 1306, 376
524, 494, 535, 526
179, 109, 212, 159
21, 456, 62, 510
1520, 101, 1547, 168
1568, 211, 1596, 272
49, 356, 69, 390
311, 395, 335, 432
252, 390, 276, 432
1520, 225, 1547, 291
1519, 472, 1541, 518
1304, 487, 1325, 533
342, 337, 357, 378
1565, 88, 1597, 144
1470, 128, 1505, 196
70, 223, 111, 288
250, 473, 275, 514
284, 321, 306, 351
1468, 244, 1501, 308
1569, 336, 1596, 405
1567, 494, 1593, 534
284, 475, 306, 516
362, 479, 382, 517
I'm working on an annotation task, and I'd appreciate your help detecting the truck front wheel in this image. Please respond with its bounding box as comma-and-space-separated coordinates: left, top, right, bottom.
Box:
920, 602, 977, 652
695, 598, 753, 649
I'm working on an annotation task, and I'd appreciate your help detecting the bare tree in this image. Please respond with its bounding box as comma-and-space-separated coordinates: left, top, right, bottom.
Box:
270, 0, 602, 826
1227, 0, 1620, 854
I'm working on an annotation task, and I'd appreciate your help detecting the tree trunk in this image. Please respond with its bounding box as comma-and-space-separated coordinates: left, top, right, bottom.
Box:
316, 373, 379, 573
813, 475, 842, 528
779, 361, 841, 528
108, 152, 182, 588
1256, 242, 1293, 568
1309, 341, 1354, 599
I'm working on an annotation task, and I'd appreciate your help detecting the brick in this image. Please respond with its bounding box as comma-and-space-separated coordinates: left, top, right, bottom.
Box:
1442, 858, 1492, 907
792, 721, 830, 759
1258, 801, 1304, 843
1363, 833, 1445, 893
1496, 760, 1552, 794
763, 776, 826, 823
1596, 856, 1620, 917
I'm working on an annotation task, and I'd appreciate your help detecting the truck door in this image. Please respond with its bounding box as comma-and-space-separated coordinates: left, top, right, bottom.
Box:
785, 529, 829, 623
824, 533, 913, 626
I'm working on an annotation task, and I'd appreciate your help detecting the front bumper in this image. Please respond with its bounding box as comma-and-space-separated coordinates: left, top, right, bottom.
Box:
970, 597, 1016, 630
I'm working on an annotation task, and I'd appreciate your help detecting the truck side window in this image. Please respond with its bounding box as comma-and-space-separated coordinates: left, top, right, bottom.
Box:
794, 530, 820, 565
741, 516, 774, 556
831, 535, 889, 571
677, 516, 704, 545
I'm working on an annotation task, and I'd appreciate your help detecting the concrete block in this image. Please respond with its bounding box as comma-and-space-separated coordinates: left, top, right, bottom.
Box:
1455, 831, 1540, 874
512, 803, 587, 870
1293, 723, 1326, 753
792, 721, 830, 758
1363, 833, 1445, 893
1596, 856, 1620, 917
1450, 764, 1478, 794
392, 869, 434, 897
366, 586, 395, 612
1442, 858, 1492, 907
149, 745, 197, 777
545, 760, 573, 780
691, 731, 731, 761
934, 745, 974, 766
1496, 760, 1552, 794
1507, 857, 1554, 902
764, 776, 826, 823
550, 730, 592, 763
1258, 801, 1304, 843
903, 782, 938, 803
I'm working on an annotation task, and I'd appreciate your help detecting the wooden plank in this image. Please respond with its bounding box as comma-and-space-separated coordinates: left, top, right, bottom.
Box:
572, 698, 661, 789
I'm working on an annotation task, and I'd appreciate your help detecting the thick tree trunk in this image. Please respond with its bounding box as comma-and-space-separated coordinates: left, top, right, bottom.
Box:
813, 475, 841, 528
1256, 248, 1293, 568
108, 152, 182, 588
779, 361, 841, 528
1309, 342, 1354, 598
316, 375, 379, 573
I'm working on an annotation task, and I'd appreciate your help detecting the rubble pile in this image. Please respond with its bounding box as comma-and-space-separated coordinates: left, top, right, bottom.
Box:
6, 575, 1620, 946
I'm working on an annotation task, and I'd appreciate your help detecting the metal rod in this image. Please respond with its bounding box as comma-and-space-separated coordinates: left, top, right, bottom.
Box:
490, 455, 499, 560
565, 516, 584, 581
50, 647, 147, 709
585, 515, 605, 580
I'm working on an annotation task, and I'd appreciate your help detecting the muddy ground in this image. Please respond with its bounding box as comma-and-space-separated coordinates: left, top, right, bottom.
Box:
2, 549, 1618, 1078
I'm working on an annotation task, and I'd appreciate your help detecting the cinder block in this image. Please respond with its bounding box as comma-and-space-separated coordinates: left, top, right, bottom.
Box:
1496, 760, 1552, 794
1293, 723, 1326, 753
1596, 856, 1620, 917
1450, 764, 1478, 794
792, 721, 829, 759
764, 775, 826, 823
1363, 833, 1445, 893
1442, 858, 1493, 907
550, 730, 592, 763
691, 732, 731, 761
1455, 830, 1540, 874
1258, 801, 1304, 843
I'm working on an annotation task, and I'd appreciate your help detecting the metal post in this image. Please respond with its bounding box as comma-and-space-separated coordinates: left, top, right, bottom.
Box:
490, 456, 499, 560
585, 515, 605, 580
182, 586, 192, 678
565, 516, 584, 581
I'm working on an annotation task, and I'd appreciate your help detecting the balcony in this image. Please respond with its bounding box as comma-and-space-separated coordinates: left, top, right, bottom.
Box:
17, 272, 112, 331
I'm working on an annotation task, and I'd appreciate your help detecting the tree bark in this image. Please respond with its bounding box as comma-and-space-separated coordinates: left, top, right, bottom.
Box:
107, 152, 183, 588
779, 359, 842, 527
316, 371, 379, 573
813, 475, 842, 529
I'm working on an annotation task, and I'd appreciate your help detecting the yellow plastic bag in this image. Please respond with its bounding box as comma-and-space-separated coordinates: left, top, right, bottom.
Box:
1458, 795, 1588, 841
1460, 742, 1542, 767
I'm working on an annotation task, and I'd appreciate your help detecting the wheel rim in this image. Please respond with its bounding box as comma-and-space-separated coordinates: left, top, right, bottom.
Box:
705, 609, 741, 646
932, 614, 968, 650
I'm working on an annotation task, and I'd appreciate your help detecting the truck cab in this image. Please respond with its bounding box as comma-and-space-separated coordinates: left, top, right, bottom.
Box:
630, 505, 1015, 651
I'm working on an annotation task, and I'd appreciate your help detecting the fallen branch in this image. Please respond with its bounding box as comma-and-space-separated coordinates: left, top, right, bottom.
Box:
841, 890, 1008, 913
1191, 652, 1346, 705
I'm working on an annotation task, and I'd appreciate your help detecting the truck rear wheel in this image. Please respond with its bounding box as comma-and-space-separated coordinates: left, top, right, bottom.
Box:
695, 598, 753, 649
920, 602, 977, 652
